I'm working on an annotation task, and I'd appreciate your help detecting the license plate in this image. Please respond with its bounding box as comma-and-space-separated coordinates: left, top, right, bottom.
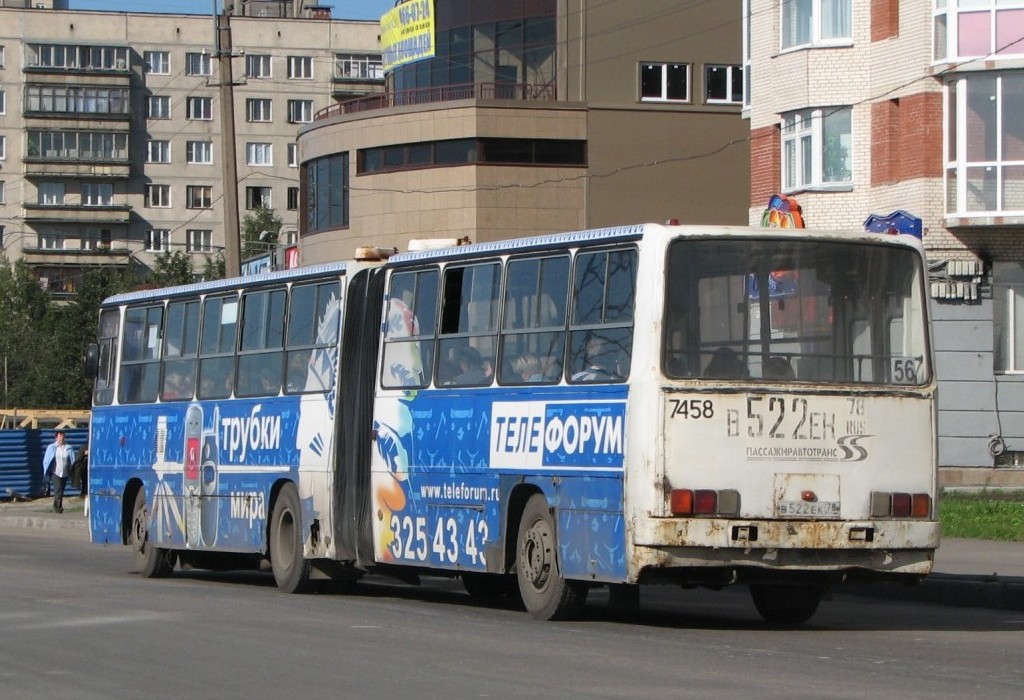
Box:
777, 500, 840, 518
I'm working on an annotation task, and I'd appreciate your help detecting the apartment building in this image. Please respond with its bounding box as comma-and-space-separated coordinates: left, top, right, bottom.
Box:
744, 0, 1024, 473
296, 0, 750, 263
0, 4, 381, 294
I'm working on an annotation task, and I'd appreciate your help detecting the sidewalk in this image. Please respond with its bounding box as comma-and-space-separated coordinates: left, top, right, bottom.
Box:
2, 496, 1022, 611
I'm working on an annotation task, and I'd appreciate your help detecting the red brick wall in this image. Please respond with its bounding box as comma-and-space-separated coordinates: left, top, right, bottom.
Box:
871, 0, 899, 42
750, 125, 780, 208
870, 92, 943, 185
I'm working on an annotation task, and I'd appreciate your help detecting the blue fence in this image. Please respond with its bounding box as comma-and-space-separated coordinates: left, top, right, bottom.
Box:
0, 429, 89, 500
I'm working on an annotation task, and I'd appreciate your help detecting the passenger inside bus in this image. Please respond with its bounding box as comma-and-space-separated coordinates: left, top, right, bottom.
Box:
448, 345, 488, 385
572, 336, 619, 382
763, 356, 795, 380
513, 353, 545, 382
703, 347, 749, 379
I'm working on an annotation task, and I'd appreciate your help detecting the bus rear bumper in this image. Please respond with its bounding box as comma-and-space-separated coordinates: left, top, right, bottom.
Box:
631, 518, 940, 577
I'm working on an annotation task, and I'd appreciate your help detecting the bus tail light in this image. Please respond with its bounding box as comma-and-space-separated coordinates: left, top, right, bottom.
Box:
870, 491, 931, 518
670, 489, 740, 517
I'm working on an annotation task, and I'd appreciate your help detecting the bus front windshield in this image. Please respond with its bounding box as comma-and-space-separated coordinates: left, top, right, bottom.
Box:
663, 238, 930, 386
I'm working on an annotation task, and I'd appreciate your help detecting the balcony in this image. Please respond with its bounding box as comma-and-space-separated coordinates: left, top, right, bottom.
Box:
22, 204, 131, 225
21, 245, 132, 267
314, 81, 558, 120
23, 160, 130, 178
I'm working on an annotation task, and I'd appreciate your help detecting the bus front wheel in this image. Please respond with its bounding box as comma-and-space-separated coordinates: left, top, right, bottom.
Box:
750, 584, 823, 625
515, 494, 587, 620
130, 488, 175, 578
269, 484, 313, 593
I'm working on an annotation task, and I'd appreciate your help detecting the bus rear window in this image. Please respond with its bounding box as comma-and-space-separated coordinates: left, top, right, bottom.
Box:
663, 239, 930, 386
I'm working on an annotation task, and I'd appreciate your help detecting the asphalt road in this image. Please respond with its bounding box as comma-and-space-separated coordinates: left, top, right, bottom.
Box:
2, 525, 1023, 700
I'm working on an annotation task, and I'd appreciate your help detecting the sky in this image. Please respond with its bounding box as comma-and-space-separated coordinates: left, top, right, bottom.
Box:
68, 1, 395, 22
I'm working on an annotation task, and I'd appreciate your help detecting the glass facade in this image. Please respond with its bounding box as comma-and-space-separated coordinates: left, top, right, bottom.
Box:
389, 0, 556, 97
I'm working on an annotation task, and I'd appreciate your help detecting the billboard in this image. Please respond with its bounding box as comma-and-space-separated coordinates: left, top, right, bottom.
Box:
380, 0, 435, 72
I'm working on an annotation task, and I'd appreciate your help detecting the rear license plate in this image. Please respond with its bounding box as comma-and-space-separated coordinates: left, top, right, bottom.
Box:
777, 500, 840, 518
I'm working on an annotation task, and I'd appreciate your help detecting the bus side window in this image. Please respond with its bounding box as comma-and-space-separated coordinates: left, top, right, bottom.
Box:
285, 281, 341, 394
118, 304, 163, 404
161, 300, 200, 401
498, 254, 568, 385
381, 269, 438, 389
93, 309, 119, 406
198, 295, 238, 400
568, 248, 637, 383
438, 262, 500, 387
237, 288, 286, 398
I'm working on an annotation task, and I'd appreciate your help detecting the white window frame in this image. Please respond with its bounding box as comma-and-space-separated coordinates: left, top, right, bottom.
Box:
146, 229, 170, 253
288, 55, 313, 79
39, 182, 65, 206
0, 87, 5, 115
0, 180, 5, 205
0, 45, 5, 70
146, 140, 171, 164
186, 184, 213, 209
246, 142, 273, 166
246, 98, 273, 123
639, 62, 690, 103
781, 0, 853, 51
187, 96, 213, 121
38, 232, 62, 250
187, 140, 213, 165
146, 184, 171, 208
185, 51, 212, 76
144, 50, 170, 75
742, 0, 752, 109
334, 52, 383, 80
246, 186, 272, 209
147, 95, 170, 119
288, 143, 298, 168
0, 135, 5, 160
246, 54, 272, 79
186, 228, 213, 253
705, 64, 743, 105
82, 182, 113, 207
287, 99, 313, 123
934, 0, 1024, 63
781, 106, 853, 192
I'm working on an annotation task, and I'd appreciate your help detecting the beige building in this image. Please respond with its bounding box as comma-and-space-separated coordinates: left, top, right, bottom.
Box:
297, 0, 750, 263
0, 4, 381, 294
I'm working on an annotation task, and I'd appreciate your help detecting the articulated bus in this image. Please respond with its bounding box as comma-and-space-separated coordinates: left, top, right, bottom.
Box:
87, 224, 939, 623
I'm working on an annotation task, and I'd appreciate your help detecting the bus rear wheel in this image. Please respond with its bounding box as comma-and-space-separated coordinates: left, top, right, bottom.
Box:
516, 494, 587, 620
750, 584, 823, 625
269, 484, 313, 593
130, 488, 175, 578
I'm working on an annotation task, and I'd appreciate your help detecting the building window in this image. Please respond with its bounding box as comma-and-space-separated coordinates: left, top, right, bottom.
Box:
146, 184, 171, 208
146, 229, 170, 252
287, 99, 313, 123
246, 186, 272, 209
304, 152, 348, 233
0, 180, 5, 205
0, 45, 5, 69
82, 182, 113, 206
246, 142, 273, 166
24, 85, 129, 116
144, 50, 170, 74
39, 182, 65, 205
187, 229, 213, 253
781, 0, 852, 50
742, 0, 752, 108
782, 107, 852, 191
246, 54, 272, 79
246, 98, 272, 122
187, 96, 212, 120
0, 135, 4, 160
187, 140, 213, 164
186, 185, 213, 209
639, 63, 690, 102
148, 95, 170, 119
288, 143, 298, 167
0, 88, 5, 115
946, 71, 1024, 215
358, 138, 587, 174
334, 52, 383, 79
934, 0, 1024, 61
288, 55, 313, 79
146, 140, 171, 163
185, 52, 212, 76
705, 65, 743, 104
38, 232, 62, 250
26, 131, 127, 161
287, 186, 299, 210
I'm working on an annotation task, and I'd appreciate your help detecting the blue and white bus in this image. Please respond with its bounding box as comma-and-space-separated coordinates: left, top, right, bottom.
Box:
87, 224, 938, 623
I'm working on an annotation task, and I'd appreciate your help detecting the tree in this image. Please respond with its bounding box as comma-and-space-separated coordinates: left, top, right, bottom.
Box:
148, 250, 198, 288
0, 256, 51, 408
241, 206, 283, 260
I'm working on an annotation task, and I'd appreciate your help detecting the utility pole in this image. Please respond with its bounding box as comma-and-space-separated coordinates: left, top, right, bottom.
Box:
215, 6, 241, 277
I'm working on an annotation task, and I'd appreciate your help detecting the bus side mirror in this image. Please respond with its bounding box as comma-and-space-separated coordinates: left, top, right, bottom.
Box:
84, 343, 100, 379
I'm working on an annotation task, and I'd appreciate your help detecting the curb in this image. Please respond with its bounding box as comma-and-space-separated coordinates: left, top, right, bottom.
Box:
843, 574, 1024, 612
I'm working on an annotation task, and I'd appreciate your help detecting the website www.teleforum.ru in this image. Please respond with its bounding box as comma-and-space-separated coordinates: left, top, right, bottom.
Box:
419, 482, 499, 503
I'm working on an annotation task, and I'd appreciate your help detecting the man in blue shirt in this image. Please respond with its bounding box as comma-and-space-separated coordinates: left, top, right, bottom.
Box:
42, 431, 77, 514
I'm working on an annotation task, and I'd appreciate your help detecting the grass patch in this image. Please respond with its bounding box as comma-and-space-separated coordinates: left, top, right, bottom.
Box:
939, 490, 1024, 541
